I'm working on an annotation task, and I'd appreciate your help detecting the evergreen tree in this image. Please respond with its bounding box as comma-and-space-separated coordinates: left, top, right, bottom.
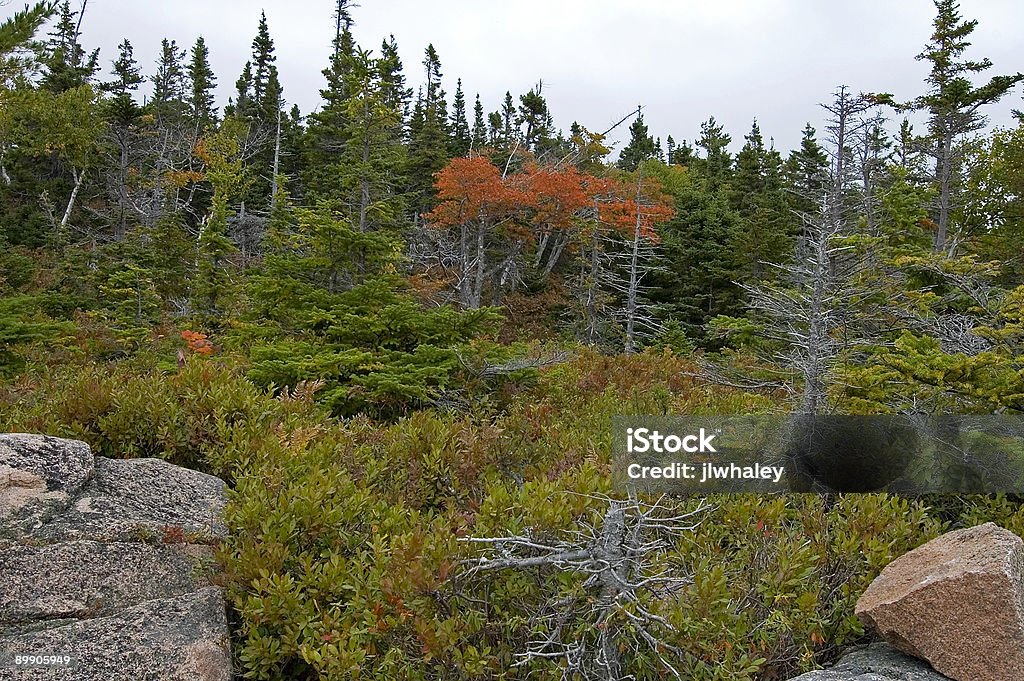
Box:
449, 78, 471, 157
102, 39, 144, 238
187, 36, 218, 131
335, 47, 407, 238
729, 120, 794, 280
731, 120, 768, 219
151, 38, 186, 119
230, 14, 286, 213
784, 123, 829, 217
377, 35, 409, 124
0, 1, 53, 63
104, 39, 142, 97
518, 84, 554, 153
500, 91, 516, 148
471, 93, 486, 150
39, 0, 98, 93
194, 122, 246, 324
304, 20, 355, 201
406, 45, 449, 219
875, 0, 1024, 251
694, 117, 733, 190
227, 61, 253, 118
250, 11, 283, 125
486, 110, 501, 146
305, 23, 406, 241
666, 135, 695, 166
103, 39, 142, 125
649, 163, 742, 337
893, 118, 927, 178
617, 112, 656, 171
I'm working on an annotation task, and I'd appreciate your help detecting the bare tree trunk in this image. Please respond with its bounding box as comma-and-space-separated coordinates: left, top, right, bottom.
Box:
624, 169, 644, 355
595, 503, 626, 680
60, 167, 85, 234
0, 144, 11, 185
117, 133, 130, 240
270, 105, 282, 205
471, 220, 486, 308
935, 126, 953, 253
459, 223, 471, 307
534, 231, 550, 269
584, 227, 601, 345
542, 233, 568, 279
801, 226, 830, 415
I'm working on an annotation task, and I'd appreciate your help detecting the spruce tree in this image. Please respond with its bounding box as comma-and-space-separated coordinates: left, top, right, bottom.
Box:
695, 117, 733, 190
449, 78, 471, 157
729, 120, 794, 280
500, 91, 516, 148
666, 135, 695, 166
151, 38, 186, 119
103, 40, 143, 237
784, 123, 829, 211
40, 0, 98, 93
105, 39, 142, 97
337, 47, 406, 237
617, 112, 656, 171
875, 0, 1024, 251
227, 61, 253, 118
517, 85, 554, 153
471, 94, 486, 150
194, 123, 245, 324
731, 120, 767, 215
250, 12, 283, 125
649, 166, 742, 337
229, 14, 286, 213
916, 0, 1022, 251
103, 39, 142, 125
487, 110, 501, 146
406, 45, 449, 219
377, 35, 409, 123
305, 10, 359, 202
187, 36, 217, 131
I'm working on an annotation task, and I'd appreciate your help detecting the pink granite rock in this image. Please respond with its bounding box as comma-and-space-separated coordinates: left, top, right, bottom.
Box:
855, 522, 1024, 681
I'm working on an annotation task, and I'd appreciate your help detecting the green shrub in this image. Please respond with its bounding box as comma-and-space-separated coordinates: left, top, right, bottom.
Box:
5, 349, 1023, 680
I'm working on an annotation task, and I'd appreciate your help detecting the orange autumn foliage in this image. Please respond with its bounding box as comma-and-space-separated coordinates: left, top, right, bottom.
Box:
584, 174, 673, 243
425, 156, 525, 229
426, 157, 673, 242
180, 330, 216, 356
518, 163, 590, 234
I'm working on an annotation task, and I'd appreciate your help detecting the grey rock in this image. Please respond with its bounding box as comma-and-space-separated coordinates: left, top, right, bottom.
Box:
0, 436, 232, 680
0, 587, 232, 681
0, 435, 93, 535
0, 541, 218, 625
35, 457, 228, 543
788, 643, 952, 680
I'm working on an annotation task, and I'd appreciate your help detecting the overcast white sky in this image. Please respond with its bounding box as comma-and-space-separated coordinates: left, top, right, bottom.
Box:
25, 0, 1024, 154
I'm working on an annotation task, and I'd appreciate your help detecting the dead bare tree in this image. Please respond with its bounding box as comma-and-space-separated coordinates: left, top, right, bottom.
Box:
714, 88, 881, 414
572, 218, 619, 347
740, 203, 872, 414
821, 86, 873, 239
460, 495, 709, 680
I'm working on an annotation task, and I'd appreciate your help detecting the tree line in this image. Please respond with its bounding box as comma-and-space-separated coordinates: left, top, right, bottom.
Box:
1, 0, 1023, 417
